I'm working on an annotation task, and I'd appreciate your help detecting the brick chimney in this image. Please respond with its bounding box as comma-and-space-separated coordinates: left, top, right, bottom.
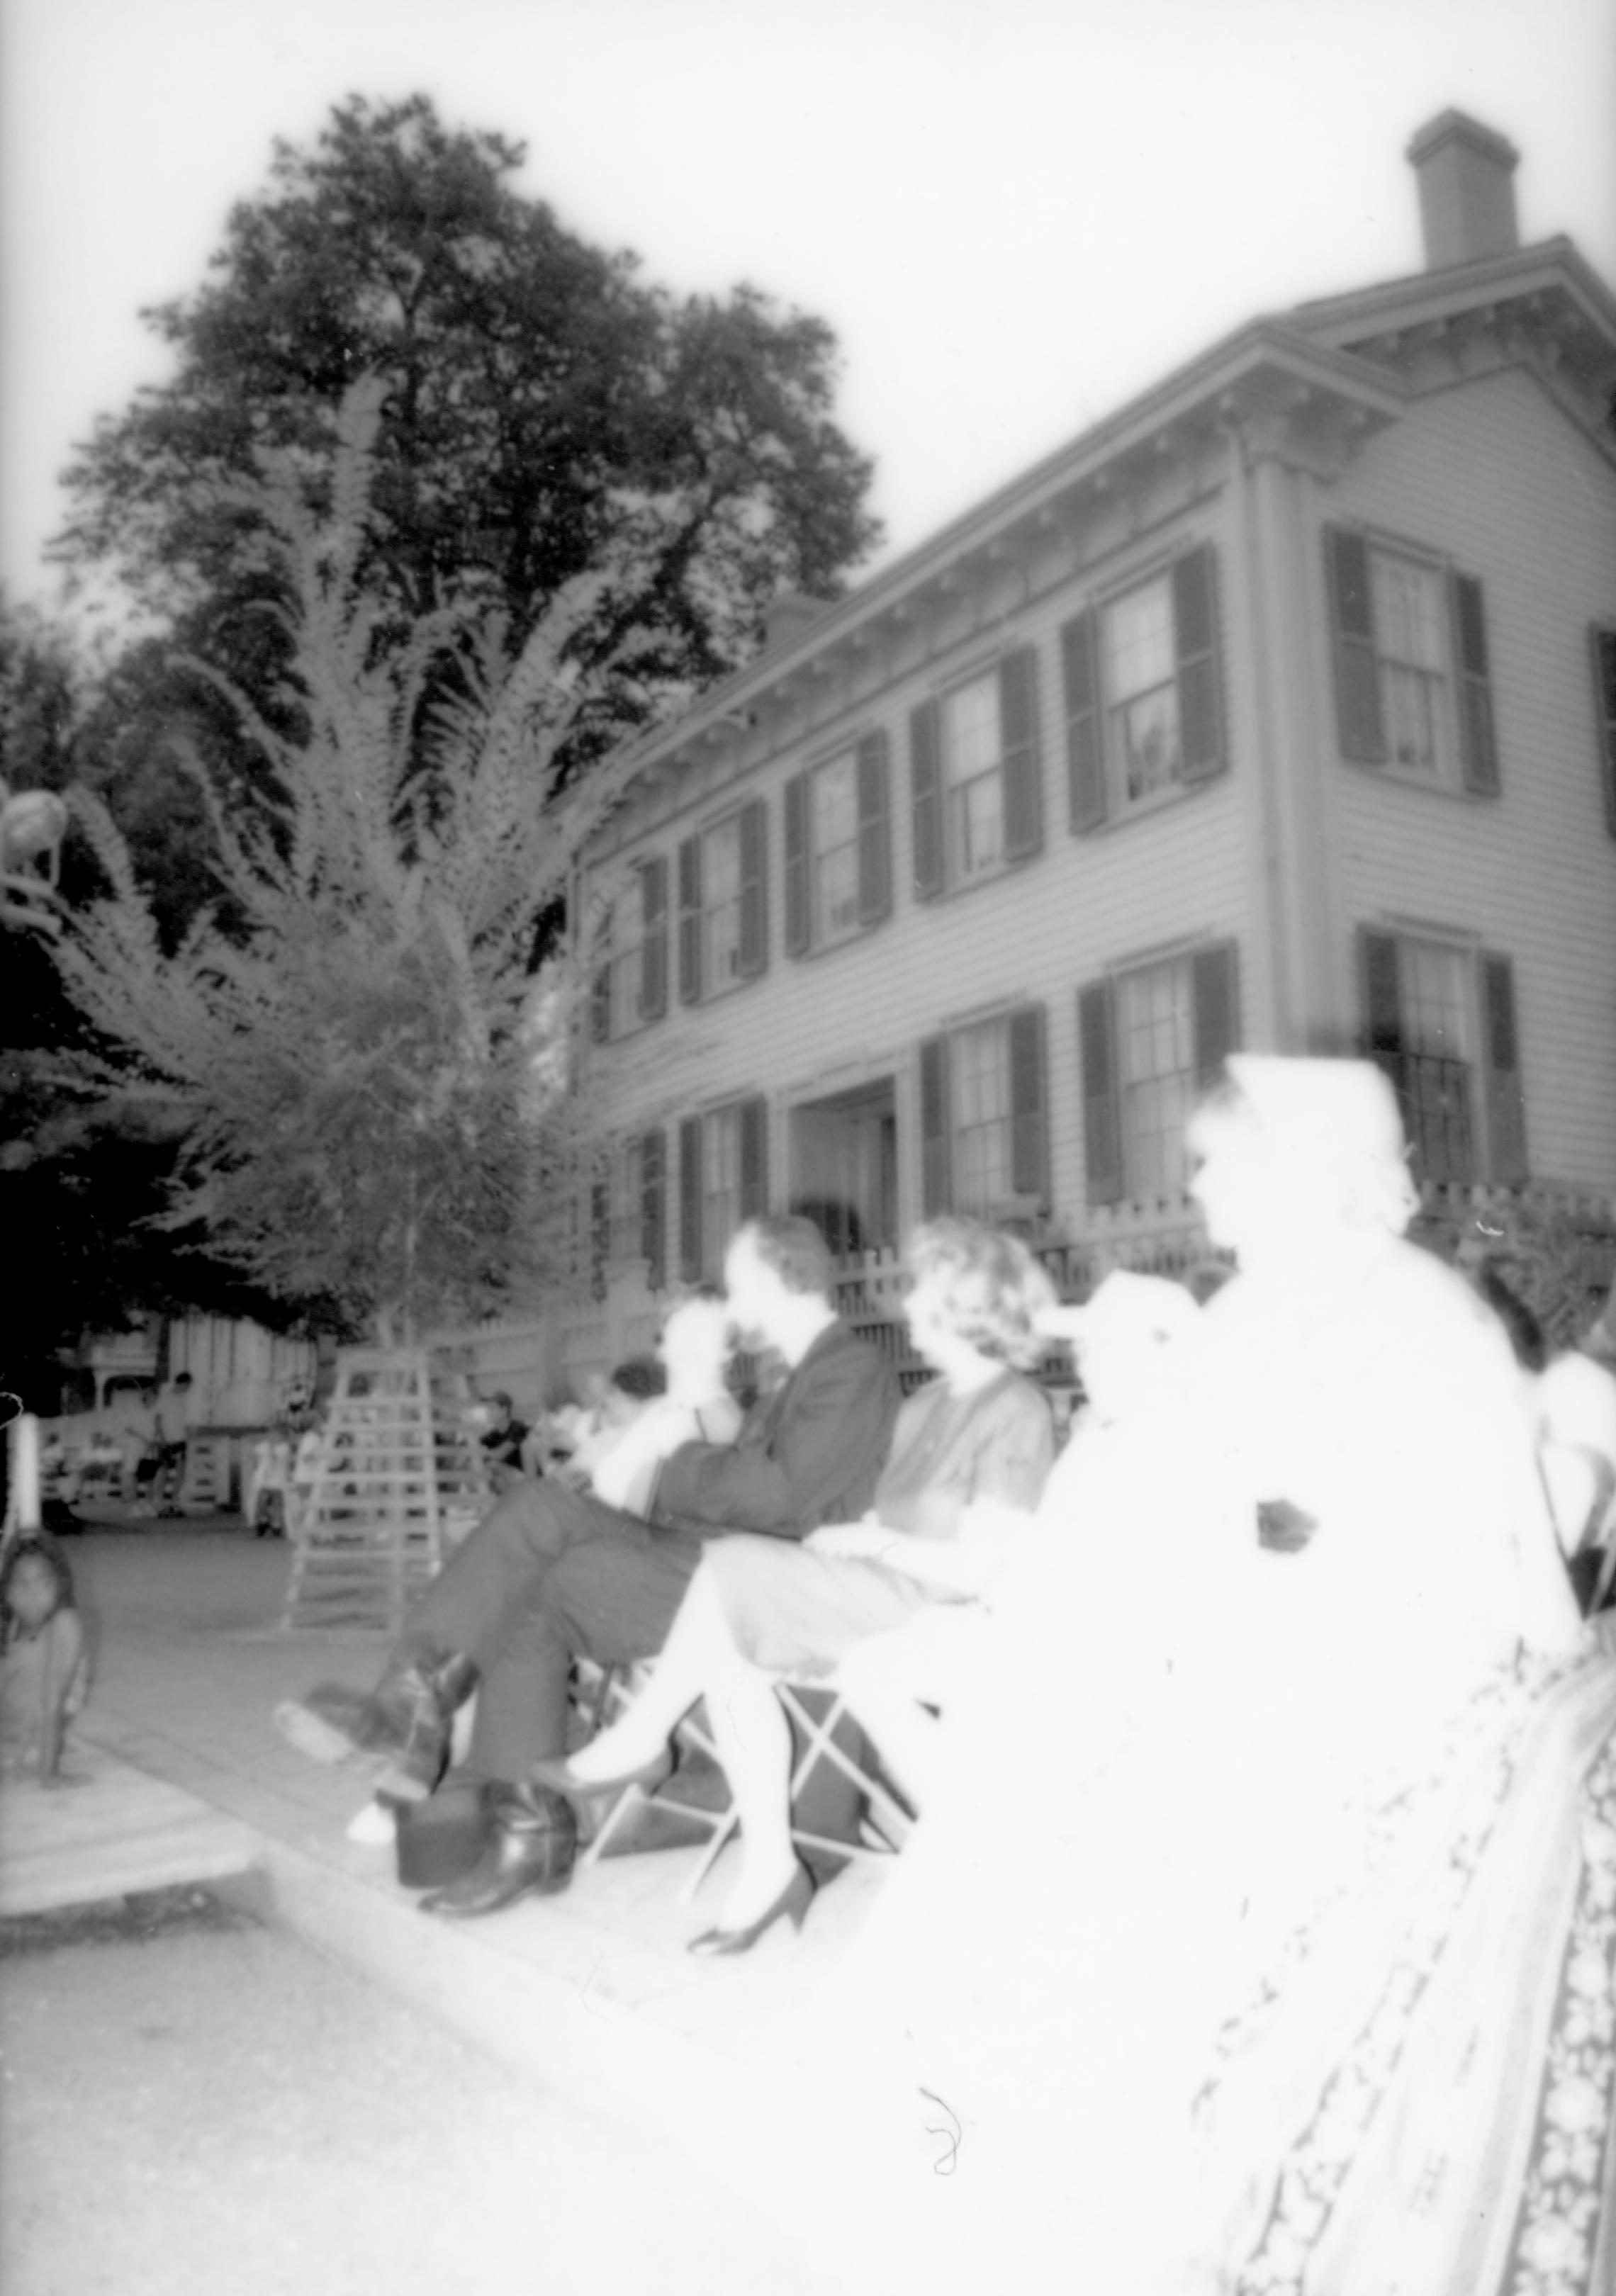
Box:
1407, 110, 1520, 269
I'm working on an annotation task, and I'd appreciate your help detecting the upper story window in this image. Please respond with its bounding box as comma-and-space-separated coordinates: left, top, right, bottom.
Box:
1325, 528, 1499, 797
911, 649, 1043, 900
919, 1006, 1048, 1221
1062, 546, 1225, 833
1590, 624, 1616, 838
1079, 941, 1239, 1205
590, 858, 668, 1045
783, 731, 892, 955
678, 799, 768, 1004
1360, 928, 1526, 1185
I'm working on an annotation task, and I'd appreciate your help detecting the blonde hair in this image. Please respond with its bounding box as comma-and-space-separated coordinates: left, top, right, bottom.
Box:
905, 1218, 1057, 1370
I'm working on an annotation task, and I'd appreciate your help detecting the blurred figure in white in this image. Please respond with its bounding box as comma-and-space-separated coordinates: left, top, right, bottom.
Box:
819, 1057, 1609, 2296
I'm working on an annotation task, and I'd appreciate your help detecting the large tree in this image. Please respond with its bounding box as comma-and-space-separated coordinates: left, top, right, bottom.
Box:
45, 380, 673, 1347
55, 94, 880, 735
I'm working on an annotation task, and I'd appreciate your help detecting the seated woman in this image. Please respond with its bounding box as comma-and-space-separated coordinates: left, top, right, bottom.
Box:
536, 1219, 1057, 1952
817, 1057, 1605, 2295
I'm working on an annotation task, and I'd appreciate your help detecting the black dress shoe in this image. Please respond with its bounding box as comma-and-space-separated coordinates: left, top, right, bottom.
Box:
420, 1782, 577, 1918
274, 1648, 478, 1801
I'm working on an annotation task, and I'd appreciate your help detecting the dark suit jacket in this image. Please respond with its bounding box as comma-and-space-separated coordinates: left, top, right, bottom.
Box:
650, 1319, 901, 1541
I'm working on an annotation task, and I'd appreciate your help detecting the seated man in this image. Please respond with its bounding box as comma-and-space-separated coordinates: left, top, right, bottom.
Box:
276, 1215, 902, 1916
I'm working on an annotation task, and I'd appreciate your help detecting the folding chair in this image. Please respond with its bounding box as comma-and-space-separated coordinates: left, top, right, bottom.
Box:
572, 1660, 916, 1905
572, 1660, 735, 1883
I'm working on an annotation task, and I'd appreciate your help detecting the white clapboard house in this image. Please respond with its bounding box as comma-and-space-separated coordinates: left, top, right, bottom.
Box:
563, 110, 1616, 1354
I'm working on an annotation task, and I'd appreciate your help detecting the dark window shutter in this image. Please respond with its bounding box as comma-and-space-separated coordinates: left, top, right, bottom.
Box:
639, 857, 668, 1022
782, 773, 809, 955
911, 700, 945, 899
919, 1034, 951, 1216
678, 1116, 702, 1283
739, 1095, 769, 1224
590, 964, 610, 1045
855, 729, 892, 925
999, 648, 1044, 861
1191, 941, 1240, 1093
1478, 954, 1528, 1183
1591, 625, 1616, 838
1359, 928, 1403, 1053
737, 799, 768, 978
640, 1128, 666, 1290
590, 1178, 610, 1298
1325, 529, 1385, 764
1079, 981, 1123, 1206
1450, 574, 1500, 797
1009, 1003, 1048, 1204
1359, 927, 1405, 1115
1175, 547, 1226, 784
678, 835, 702, 1005
1062, 611, 1106, 832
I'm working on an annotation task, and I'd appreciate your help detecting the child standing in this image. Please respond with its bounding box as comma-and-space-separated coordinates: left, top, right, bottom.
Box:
0, 1534, 88, 1782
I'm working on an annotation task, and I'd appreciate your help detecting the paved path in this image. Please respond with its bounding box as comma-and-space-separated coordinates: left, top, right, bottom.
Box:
4, 1523, 927, 2277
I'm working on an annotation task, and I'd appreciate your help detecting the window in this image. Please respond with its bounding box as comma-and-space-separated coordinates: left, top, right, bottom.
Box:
679, 1097, 768, 1282
1359, 929, 1526, 1184
678, 800, 768, 1003
1079, 942, 1239, 1205
789, 1082, 898, 1256
1062, 546, 1225, 833
590, 860, 668, 1043
919, 1006, 1047, 1220
1325, 529, 1498, 794
911, 650, 1042, 899
606, 1131, 666, 1283
1590, 624, 1616, 838
783, 731, 892, 955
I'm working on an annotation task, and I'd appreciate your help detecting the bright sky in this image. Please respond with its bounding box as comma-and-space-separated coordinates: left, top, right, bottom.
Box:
4, 0, 1613, 628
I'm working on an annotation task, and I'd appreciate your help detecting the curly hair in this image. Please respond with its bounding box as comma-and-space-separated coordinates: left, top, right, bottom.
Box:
1, 1532, 76, 1650
904, 1218, 1057, 1371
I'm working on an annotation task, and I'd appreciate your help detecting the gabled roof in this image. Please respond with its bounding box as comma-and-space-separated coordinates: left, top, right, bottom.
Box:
615, 322, 1407, 780
1284, 233, 1616, 356
612, 234, 1615, 792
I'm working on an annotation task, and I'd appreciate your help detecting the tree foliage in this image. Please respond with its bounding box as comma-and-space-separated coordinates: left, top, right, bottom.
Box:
56, 94, 880, 742
46, 378, 646, 1345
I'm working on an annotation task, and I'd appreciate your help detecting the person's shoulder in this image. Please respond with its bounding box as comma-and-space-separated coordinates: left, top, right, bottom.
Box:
819, 1318, 895, 1374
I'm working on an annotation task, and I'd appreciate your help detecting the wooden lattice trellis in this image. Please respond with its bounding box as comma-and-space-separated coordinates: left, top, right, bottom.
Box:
281, 1349, 493, 1632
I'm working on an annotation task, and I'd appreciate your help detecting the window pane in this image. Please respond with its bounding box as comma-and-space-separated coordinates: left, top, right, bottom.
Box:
1118, 958, 1194, 1196
703, 817, 743, 990
1103, 575, 1181, 803
703, 1105, 743, 1277
812, 754, 860, 941
607, 873, 646, 1037
951, 1020, 1011, 1214
1401, 940, 1467, 1058
1370, 552, 1448, 774
943, 675, 1003, 881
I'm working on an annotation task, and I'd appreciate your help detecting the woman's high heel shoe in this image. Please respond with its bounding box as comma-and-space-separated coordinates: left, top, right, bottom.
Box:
687, 1862, 816, 1957
528, 1747, 672, 1803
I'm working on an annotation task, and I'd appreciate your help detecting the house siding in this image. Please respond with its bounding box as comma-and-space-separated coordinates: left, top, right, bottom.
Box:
1312, 366, 1616, 1187
585, 493, 1256, 1237
577, 287, 1616, 1287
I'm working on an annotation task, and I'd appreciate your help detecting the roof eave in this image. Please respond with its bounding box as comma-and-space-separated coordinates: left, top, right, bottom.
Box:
621, 325, 1405, 777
